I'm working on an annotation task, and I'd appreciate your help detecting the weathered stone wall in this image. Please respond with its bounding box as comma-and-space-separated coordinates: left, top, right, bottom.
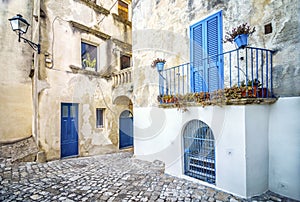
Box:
0, 0, 34, 143
0, 136, 38, 163
132, 0, 300, 107
38, 0, 132, 160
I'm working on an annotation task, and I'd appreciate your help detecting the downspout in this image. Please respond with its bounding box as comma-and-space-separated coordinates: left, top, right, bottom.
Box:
32, 0, 40, 149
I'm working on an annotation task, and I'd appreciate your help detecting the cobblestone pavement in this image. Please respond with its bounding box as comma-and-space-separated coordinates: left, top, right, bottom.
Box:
0, 152, 297, 202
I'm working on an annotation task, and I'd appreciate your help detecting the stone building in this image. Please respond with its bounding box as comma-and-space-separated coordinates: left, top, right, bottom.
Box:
132, 0, 300, 200
0, 1, 37, 161
1, 0, 134, 161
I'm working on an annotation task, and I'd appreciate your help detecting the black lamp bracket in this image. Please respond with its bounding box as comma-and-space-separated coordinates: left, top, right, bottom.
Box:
18, 33, 40, 54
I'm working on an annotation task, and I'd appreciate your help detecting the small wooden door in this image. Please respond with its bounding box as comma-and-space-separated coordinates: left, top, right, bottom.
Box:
119, 110, 133, 149
61, 103, 79, 158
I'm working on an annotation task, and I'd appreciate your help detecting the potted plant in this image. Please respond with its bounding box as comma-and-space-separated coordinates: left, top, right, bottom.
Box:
151, 58, 166, 72
224, 23, 256, 49
241, 79, 261, 97
82, 53, 96, 71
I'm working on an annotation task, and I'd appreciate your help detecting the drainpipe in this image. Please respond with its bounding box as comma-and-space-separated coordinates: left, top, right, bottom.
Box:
32, 0, 40, 148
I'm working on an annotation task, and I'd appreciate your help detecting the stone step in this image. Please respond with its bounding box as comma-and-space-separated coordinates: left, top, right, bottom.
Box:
0, 136, 39, 163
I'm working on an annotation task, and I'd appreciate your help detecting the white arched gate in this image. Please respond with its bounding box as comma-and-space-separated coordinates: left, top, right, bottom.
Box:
183, 120, 216, 184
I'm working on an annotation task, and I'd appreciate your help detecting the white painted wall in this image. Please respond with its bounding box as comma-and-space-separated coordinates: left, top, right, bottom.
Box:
245, 106, 270, 196
134, 106, 254, 198
134, 102, 300, 199
269, 97, 300, 201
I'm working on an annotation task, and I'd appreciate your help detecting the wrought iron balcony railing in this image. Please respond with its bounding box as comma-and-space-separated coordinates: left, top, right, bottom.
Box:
158, 47, 274, 104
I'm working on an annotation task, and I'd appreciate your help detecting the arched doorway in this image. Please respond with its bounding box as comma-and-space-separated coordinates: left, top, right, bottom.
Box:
183, 120, 216, 184
119, 110, 133, 149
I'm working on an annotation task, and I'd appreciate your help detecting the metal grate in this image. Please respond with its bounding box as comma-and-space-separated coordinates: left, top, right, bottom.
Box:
183, 120, 215, 184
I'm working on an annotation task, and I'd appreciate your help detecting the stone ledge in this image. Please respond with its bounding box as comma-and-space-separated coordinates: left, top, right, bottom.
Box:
112, 13, 132, 26
159, 98, 278, 108
70, 21, 111, 40
75, 0, 110, 15
112, 38, 132, 52
69, 65, 111, 79
0, 136, 38, 163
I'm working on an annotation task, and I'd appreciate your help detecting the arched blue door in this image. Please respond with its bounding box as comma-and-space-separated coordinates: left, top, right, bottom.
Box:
183, 120, 216, 184
119, 110, 133, 149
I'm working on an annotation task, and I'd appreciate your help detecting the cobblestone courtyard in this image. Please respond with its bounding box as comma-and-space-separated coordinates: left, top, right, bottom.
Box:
0, 152, 296, 201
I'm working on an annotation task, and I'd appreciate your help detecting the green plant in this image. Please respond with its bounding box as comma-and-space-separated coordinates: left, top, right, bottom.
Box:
241, 79, 261, 87
82, 53, 96, 68
224, 23, 256, 43
151, 58, 166, 68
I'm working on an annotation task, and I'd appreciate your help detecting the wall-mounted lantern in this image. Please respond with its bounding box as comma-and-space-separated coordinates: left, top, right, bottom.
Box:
8, 14, 40, 54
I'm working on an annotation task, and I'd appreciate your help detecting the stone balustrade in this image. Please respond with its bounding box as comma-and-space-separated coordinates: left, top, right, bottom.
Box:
112, 67, 132, 87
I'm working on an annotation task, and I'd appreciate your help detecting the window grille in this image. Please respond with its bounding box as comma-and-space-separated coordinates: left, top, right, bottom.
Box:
183, 120, 215, 184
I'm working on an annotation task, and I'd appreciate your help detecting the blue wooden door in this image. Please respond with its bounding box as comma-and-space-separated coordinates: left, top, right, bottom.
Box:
61, 103, 78, 158
190, 11, 223, 92
119, 110, 133, 149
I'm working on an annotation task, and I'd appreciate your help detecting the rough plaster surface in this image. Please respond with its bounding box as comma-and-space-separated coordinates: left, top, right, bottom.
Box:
132, 0, 300, 200
36, 0, 133, 160
132, 0, 300, 108
0, 0, 34, 142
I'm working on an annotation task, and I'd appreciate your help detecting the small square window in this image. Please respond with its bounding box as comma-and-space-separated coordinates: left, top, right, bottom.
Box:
118, 0, 128, 20
81, 42, 97, 71
120, 55, 131, 70
264, 23, 272, 35
96, 108, 105, 128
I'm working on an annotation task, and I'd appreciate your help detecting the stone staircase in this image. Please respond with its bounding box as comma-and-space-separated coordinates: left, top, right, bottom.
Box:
0, 136, 39, 163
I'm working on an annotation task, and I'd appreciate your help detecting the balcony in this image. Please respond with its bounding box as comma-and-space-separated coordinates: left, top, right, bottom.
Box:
112, 67, 133, 102
112, 67, 132, 88
157, 47, 277, 106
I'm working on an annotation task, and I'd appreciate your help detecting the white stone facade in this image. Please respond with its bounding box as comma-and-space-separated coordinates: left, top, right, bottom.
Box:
132, 0, 300, 200
1, 0, 134, 160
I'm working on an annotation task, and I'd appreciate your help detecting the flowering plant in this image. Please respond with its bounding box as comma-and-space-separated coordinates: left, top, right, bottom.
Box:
224, 23, 256, 43
151, 58, 166, 68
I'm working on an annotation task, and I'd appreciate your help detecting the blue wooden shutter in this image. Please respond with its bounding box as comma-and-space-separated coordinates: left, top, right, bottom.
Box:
207, 15, 220, 92
190, 11, 223, 93
192, 24, 205, 92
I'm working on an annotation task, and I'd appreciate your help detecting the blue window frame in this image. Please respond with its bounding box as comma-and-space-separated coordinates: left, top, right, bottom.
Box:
190, 11, 223, 92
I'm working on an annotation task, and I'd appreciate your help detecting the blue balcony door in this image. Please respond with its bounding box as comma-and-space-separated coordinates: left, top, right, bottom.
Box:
119, 110, 133, 149
190, 11, 223, 92
61, 103, 79, 158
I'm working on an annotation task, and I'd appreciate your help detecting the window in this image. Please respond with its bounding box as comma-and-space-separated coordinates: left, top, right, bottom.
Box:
120, 55, 131, 70
96, 108, 105, 128
183, 120, 216, 184
81, 42, 97, 71
118, 0, 128, 20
